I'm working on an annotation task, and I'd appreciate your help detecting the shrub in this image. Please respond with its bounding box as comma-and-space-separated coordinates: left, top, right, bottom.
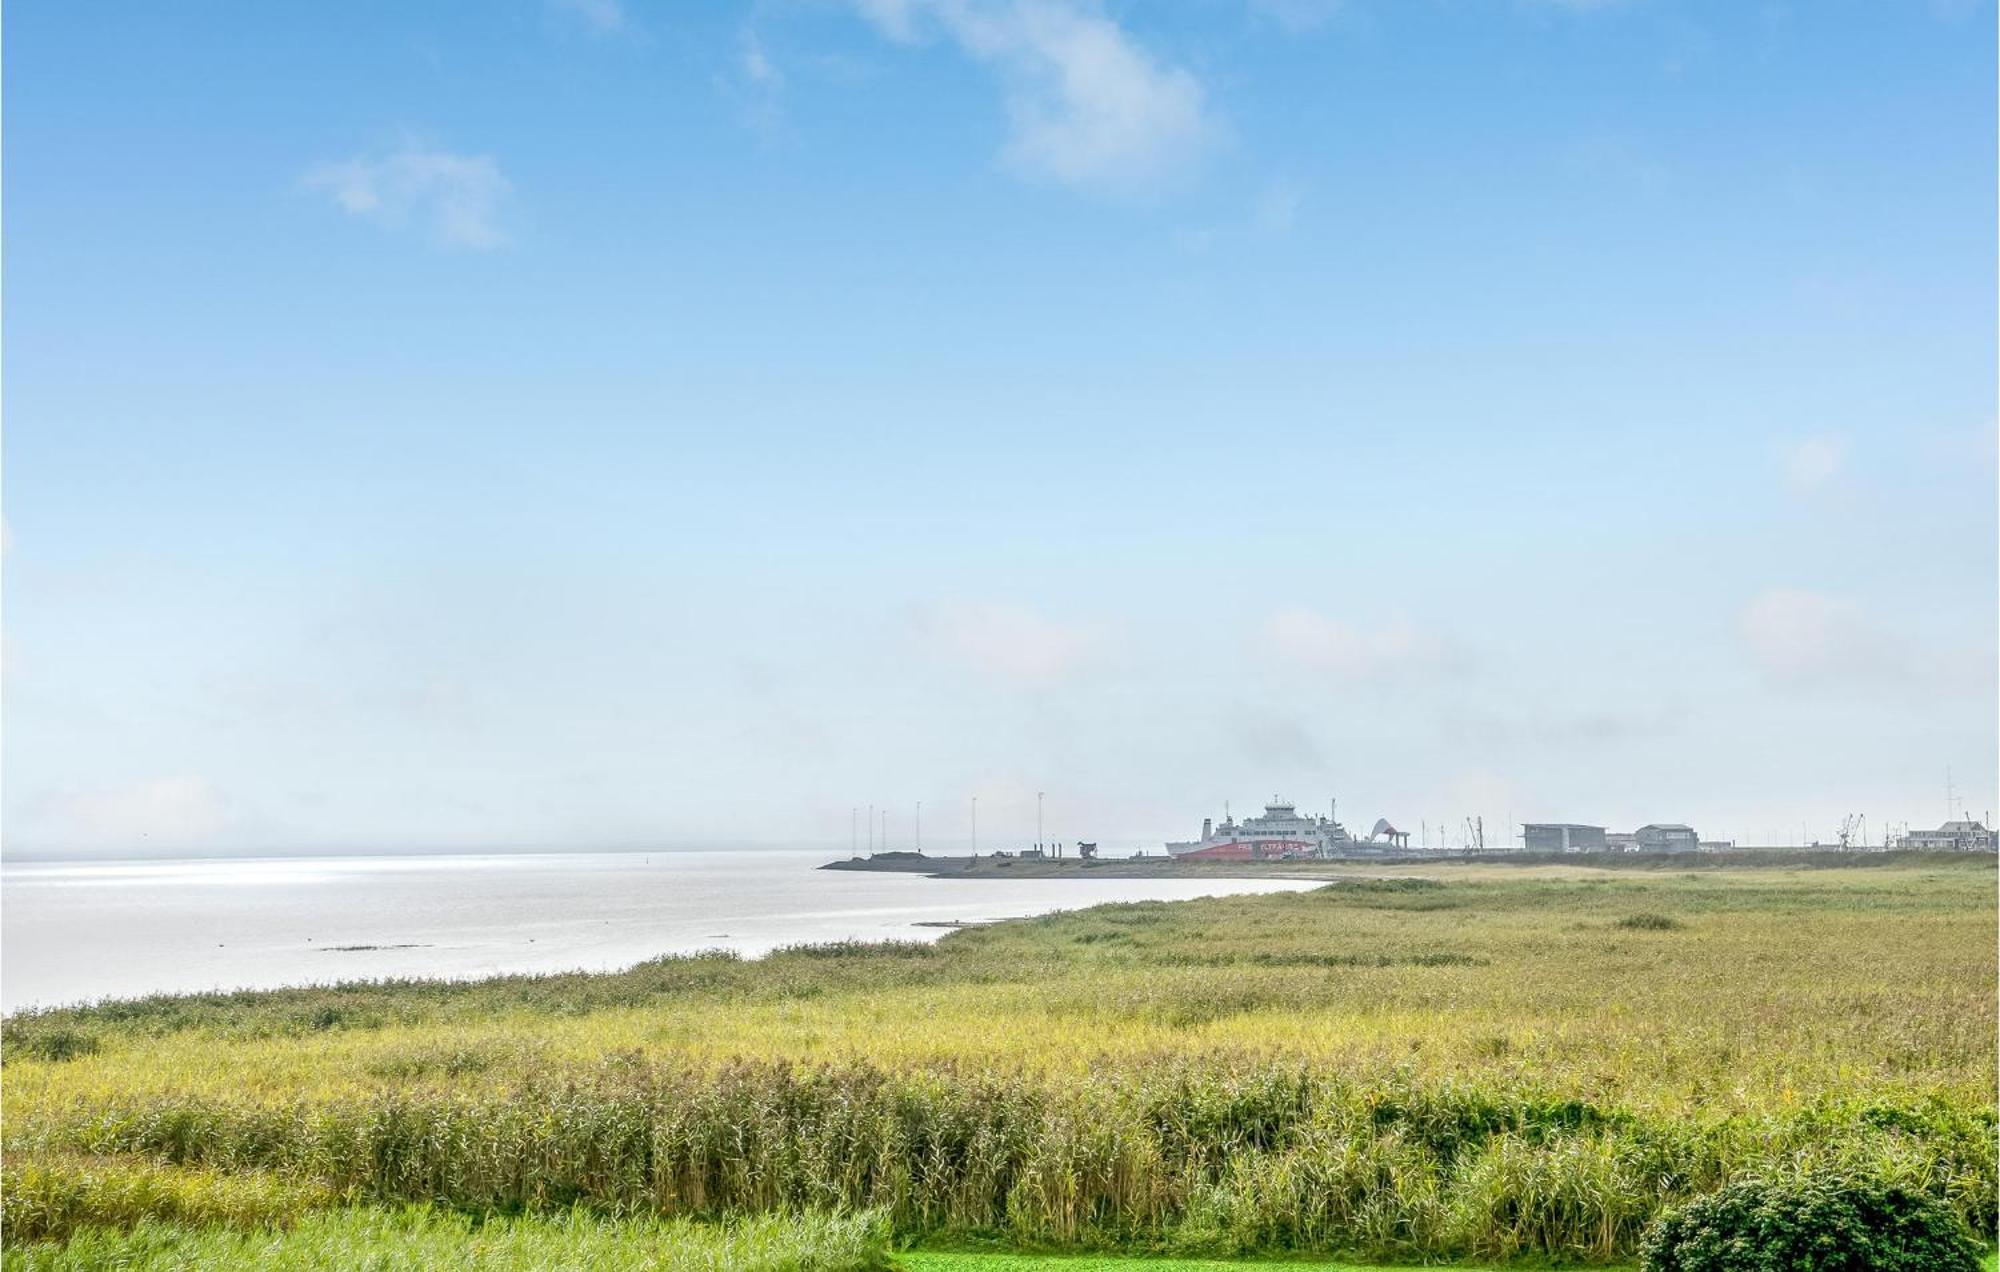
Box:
1638, 1174, 1982, 1272
1614, 913, 1685, 931
6, 1028, 102, 1063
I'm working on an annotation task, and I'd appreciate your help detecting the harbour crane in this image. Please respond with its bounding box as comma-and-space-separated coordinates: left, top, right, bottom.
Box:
1837, 814, 1867, 851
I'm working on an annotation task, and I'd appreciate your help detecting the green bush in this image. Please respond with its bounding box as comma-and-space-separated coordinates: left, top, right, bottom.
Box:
5, 1028, 102, 1063
1614, 913, 1685, 931
1638, 1174, 1982, 1272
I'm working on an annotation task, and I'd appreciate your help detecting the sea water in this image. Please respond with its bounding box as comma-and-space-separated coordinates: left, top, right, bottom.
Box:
0, 848, 1319, 1011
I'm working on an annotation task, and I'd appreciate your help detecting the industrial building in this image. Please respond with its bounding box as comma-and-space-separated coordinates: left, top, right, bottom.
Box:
1520, 823, 1606, 852
1898, 820, 1997, 852
1635, 823, 1700, 852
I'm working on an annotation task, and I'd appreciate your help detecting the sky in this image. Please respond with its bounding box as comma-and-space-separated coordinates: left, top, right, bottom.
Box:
3, 0, 1995, 856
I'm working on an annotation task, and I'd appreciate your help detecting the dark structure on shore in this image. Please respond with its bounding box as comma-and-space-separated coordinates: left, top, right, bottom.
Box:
1520, 823, 1607, 853
1636, 823, 1700, 852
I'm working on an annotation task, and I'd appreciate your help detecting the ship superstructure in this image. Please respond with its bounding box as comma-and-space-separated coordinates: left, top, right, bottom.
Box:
1165, 798, 1364, 860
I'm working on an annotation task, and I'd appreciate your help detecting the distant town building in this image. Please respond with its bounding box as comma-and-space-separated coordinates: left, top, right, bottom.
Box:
1635, 823, 1700, 852
1698, 840, 1736, 852
1899, 820, 1997, 852
1606, 832, 1639, 851
1520, 823, 1606, 853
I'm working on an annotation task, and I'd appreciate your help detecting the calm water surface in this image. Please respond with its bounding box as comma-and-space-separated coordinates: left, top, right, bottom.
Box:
1, 849, 1318, 1011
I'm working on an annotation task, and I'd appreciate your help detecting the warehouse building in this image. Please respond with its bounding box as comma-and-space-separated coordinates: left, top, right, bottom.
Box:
1520, 823, 1606, 852
1635, 823, 1700, 852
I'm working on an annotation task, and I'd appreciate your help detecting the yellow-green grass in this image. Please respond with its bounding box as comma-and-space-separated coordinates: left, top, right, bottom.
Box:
10, 867, 1988, 1112
4, 860, 1993, 1263
904, 1253, 2000, 1272
1, 1156, 334, 1245
904, 1256, 1528, 1271
0, 1206, 891, 1271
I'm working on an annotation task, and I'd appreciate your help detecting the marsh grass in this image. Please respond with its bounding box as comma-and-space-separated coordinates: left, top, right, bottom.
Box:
7, 1030, 101, 1064
0, 1206, 892, 1271
0, 1156, 334, 1244
3, 860, 1993, 1263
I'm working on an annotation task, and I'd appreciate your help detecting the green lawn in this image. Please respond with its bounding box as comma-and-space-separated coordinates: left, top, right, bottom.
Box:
904, 1255, 2000, 1272
0, 1208, 891, 1271
903, 1256, 1572, 1271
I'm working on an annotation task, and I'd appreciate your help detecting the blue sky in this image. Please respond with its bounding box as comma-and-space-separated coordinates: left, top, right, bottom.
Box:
4, 0, 1994, 854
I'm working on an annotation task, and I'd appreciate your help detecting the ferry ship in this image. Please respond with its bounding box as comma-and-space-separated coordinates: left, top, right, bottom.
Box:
1165, 799, 1364, 860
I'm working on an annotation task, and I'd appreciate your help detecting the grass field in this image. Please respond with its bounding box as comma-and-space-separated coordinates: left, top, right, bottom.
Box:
3, 857, 1994, 1265
898, 1252, 2000, 1272
902, 1255, 1514, 1271
0, 1205, 891, 1270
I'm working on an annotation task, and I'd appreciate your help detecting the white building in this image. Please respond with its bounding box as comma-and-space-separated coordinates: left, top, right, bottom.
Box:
1899, 820, 1997, 852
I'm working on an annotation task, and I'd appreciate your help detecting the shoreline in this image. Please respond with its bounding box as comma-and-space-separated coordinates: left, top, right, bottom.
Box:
821, 847, 1994, 878
2, 857, 1325, 1015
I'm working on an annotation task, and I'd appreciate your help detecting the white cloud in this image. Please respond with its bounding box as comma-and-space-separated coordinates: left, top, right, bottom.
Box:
853, 0, 1218, 193
728, 27, 788, 136
1738, 587, 1904, 687
1231, 713, 1324, 768
301, 141, 511, 251
55, 776, 227, 846
742, 29, 783, 88
922, 600, 1100, 681
1264, 606, 1466, 681
550, 0, 627, 34
1778, 434, 1849, 493
1451, 707, 1680, 750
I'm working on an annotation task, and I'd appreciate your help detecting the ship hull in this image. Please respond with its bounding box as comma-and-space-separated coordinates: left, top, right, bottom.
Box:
1168, 838, 1318, 860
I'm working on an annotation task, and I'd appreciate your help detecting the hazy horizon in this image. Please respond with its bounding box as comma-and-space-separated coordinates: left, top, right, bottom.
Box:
5, 1, 1995, 857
